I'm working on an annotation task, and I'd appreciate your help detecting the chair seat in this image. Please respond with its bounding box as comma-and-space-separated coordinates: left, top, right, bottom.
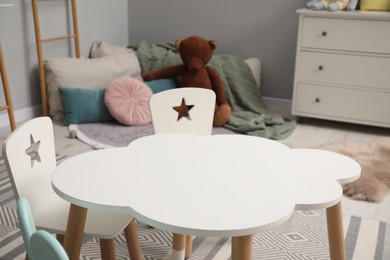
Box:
33, 194, 133, 239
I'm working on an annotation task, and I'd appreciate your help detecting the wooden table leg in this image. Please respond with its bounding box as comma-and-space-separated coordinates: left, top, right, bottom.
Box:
169, 233, 186, 260
232, 235, 252, 260
326, 202, 346, 260
185, 235, 193, 258
56, 234, 64, 245
124, 219, 143, 260
63, 204, 88, 260
99, 238, 116, 260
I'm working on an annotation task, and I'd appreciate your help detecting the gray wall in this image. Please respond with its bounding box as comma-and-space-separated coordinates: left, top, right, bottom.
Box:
1, 0, 307, 126
0, 0, 128, 124
128, 0, 307, 100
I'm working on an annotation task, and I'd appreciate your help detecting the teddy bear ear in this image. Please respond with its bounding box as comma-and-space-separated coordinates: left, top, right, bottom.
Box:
209, 40, 217, 50
175, 39, 182, 50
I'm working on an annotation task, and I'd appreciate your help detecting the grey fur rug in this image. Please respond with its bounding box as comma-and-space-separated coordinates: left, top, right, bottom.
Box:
318, 138, 390, 203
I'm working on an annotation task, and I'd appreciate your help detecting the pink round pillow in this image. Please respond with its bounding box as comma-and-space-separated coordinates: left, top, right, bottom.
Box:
105, 76, 153, 125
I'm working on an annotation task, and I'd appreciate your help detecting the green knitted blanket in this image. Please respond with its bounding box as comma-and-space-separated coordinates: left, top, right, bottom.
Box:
134, 42, 295, 139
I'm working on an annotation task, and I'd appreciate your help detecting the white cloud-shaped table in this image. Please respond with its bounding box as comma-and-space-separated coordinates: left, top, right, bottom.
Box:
52, 134, 361, 260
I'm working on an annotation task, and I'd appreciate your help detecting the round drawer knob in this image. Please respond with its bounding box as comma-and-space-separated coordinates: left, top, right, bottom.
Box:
322, 31, 327, 36
318, 65, 323, 71
315, 98, 320, 103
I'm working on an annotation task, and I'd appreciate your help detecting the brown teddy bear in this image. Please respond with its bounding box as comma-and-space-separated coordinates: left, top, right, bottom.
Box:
143, 35, 231, 126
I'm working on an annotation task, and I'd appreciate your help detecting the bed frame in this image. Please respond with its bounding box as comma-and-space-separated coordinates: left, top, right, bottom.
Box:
31, 0, 81, 116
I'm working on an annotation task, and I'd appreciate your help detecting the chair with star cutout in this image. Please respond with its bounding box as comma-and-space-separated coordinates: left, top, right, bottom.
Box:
2, 116, 143, 260
149, 87, 216, 258
149, 87, 216, 135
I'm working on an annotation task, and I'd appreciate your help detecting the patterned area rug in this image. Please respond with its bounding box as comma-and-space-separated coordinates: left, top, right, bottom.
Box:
1, 155, 389, 259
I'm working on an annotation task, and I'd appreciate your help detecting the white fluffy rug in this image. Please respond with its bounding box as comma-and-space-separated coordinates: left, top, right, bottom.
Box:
318, 138, 390, 203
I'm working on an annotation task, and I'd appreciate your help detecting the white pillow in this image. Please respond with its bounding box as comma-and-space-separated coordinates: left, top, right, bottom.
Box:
89, 40, 143, 84
90, 40, 135, 58
244, 57, 261, 89
45, 54, 143, 121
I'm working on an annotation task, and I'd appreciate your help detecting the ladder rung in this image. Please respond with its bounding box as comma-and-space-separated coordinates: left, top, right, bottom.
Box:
0, 105, 10, 111
32, 0, 80, 116
41, 35, 76, 43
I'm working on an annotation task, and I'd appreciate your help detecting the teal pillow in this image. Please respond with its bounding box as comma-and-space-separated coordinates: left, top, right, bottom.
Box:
145, 78, 177, 93
59, 87, 115, 126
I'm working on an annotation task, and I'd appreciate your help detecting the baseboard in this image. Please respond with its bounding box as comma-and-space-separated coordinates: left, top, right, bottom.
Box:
263, 96, 292, 111
0, 97, 292, 129
0, 105, 42, 129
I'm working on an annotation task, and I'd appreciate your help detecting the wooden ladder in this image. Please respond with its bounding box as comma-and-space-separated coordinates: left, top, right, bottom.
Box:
31, 0, 80, 116
0, 44, 16, 131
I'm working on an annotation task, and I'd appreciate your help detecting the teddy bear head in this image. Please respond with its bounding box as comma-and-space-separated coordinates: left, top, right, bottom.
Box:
175, 35, 217, 73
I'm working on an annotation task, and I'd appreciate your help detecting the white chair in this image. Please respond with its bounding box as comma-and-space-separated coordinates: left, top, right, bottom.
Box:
149, 87, 216, 135
2, 117, 142, 260
149, 87, 216, 258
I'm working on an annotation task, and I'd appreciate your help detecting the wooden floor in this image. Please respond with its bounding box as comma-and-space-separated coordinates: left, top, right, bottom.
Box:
1, 115, 390, 223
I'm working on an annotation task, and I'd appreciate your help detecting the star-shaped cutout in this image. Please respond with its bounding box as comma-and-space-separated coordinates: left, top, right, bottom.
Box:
172, 98, 194, 121
25, 134, 41, 168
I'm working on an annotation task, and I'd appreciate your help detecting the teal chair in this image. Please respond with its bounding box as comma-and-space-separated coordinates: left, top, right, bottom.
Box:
17, 197, 68, 260
30, 230, 68, 260
17, 197, 36, 259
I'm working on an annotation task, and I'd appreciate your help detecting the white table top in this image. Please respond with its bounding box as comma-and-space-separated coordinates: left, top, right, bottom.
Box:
52, 134, 360, 237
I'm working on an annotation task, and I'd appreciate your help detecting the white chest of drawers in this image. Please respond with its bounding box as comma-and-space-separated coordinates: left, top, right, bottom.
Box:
292, 9, 390, 128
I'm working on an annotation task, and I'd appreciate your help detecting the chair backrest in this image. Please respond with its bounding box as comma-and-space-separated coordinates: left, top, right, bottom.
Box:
17, 197, 37, 259
2, 117, 56, 212
149, 87, 216, 135
30, 230, 69, 260
17, 197, 68, 260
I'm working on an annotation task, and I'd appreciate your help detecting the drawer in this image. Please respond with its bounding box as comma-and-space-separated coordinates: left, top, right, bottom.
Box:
300, 17, 390, 54
296, 51, 390, 90
293, 83, 390, 125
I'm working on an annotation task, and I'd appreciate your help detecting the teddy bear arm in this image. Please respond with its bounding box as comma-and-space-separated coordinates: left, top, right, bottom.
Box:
206, 66, 229, 105
206, 67, 231, 126
143, 64, 186, 81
